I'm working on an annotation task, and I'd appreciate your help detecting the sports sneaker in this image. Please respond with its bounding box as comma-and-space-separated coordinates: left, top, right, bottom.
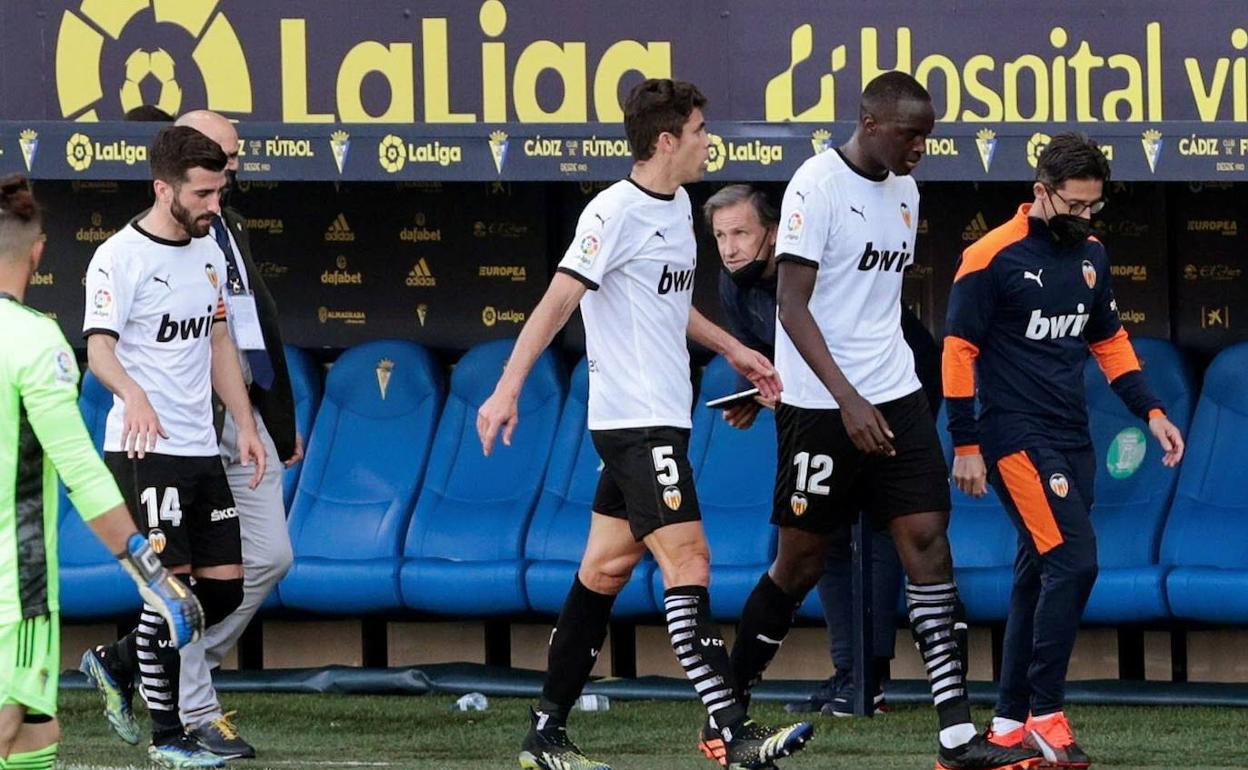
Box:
79, 646, 140, 745
783, 672, 843, 714
824, 671, 888, 718
718, 719, 814, 769
189, 711, 257, 759
148, 733, 227, 769
985, 721, 1027, 749
1025, 713, 1091, 769
518, 708, 611, 770
936, 733, 1042, 770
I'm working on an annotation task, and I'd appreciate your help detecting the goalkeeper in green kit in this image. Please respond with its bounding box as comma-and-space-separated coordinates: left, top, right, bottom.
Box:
0, 173, 204, 769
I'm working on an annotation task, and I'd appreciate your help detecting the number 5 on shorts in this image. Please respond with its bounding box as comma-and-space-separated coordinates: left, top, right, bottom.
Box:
651, 445, 680, 485
139, 486, 184, 528
793, 451, 833, 495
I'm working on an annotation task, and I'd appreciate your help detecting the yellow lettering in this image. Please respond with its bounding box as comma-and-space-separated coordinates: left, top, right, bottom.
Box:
513, 41, 587, 121
279, 20, 333, 123
961, 55, 1003, 120
336, 41, 414, 122
1004, 54, 1049, 120
594, 41, 670, 121
480, 0, 508, 121
1234, 28, 1247, 121
1147, 23, 1163, 120
861, 27, 912, 87
1185, 56, 1228, 121
422, 19, 475, 122
764, 25, 844, 121
1102, 54, 1144, 121
1067, 41, 1104, 121
1049, 28, 1068, 121
915, 54, 960, 121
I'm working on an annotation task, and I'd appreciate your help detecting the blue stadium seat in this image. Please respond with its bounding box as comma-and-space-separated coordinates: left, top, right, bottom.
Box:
279, 341, 444, 614
1161, 342, 1248, 624
938, 402, 1015, 622
524, 359, 658, 618
58, 371, 141, 619
281, 345, 323, 513
1083, 338, 1194, 623
651, 356, 777, 620
400, 340, 564, 616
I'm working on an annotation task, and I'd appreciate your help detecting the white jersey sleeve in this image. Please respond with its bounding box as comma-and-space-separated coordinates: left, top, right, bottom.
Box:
777, 165, 836, 267
557, 200, 634, 289
83, 241, 136, 338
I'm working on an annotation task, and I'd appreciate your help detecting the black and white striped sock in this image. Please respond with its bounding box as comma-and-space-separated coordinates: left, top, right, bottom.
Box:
135, 604, 182, 741
664, 585, 746, 735
905, 581, 975, 744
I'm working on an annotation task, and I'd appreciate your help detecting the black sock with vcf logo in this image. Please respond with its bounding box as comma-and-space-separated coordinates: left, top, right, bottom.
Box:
537, 577, 616, 727
664, 585, 747, 737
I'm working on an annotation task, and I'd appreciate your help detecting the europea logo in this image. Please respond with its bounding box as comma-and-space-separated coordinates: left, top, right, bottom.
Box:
857, 242, 912, 272
657, 264, 694, 295
1025, 304, 1090, 340
156, 311, 215, 343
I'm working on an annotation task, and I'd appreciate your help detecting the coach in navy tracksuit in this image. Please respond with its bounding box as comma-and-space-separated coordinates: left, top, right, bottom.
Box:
943, 133, 1185, 768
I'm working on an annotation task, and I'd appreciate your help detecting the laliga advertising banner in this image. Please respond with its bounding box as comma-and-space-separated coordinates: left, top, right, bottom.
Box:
2, 1, 1248, 180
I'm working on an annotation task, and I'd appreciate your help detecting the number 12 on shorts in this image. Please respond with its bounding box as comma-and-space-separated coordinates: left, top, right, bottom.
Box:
793, 451, 833, 494
139, 486, 184, 528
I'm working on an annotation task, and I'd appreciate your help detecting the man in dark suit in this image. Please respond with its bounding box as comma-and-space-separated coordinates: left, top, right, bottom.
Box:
173, 110, 299, 759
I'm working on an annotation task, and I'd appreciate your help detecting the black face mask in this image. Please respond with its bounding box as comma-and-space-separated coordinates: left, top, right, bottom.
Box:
220, 169, 238, 207
727, 235, 773, 288
1048, 214, 1093, 249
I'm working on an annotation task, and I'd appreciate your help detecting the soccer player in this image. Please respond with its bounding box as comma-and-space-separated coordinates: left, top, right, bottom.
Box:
718, 71, 1041, 770
943, 133, 1185, 768
77, 127, 266, 769
477, 79, 813, 770
173, 110, 300, 760
0, 172, 203, 770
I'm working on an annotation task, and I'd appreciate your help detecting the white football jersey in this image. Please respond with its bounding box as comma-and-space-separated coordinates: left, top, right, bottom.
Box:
774, 149, 922, 409
557, 179, 697, 430
83, 222, 227, 456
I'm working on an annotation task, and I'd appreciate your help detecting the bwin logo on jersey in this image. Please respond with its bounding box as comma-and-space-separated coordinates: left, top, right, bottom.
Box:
1025, 304, 1090, 340
156, 311, 215, 342
657, 264, 695, 295
857, 242, 912, 272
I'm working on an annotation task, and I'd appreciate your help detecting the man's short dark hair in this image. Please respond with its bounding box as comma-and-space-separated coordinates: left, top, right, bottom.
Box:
703, 184, 778, 230
124, 105, 174, 122
148, 126, 226, 186
860, 71, 931, 118
1035, 132, 1111, 188
623, 78, 707, 162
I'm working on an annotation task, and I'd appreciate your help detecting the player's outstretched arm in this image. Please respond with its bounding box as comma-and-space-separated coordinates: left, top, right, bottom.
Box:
687, 307, 781, 401
478, 272, 587, 456
777, 260, 895, 456
87, 333, 166, 458
211, 322, 266, 489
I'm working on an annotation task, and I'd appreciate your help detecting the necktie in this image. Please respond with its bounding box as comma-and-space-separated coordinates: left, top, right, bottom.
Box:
211, 216, 275, 390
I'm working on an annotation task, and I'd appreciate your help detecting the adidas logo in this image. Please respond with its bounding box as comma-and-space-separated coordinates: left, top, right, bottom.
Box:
405, 258, 436, 287
962, 212, 989, 242
325, 213, 356, 242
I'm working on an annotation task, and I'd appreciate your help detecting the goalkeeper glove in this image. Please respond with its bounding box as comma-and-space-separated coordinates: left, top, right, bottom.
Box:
117, 533, 205, 648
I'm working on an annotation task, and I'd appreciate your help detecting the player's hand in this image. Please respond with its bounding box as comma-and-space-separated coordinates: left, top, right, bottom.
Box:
839, 392, 895, 456
952, 452, 989, 497
723, 400, 762, 430
121, 388, 167, 459
1149, 414, 1185, 467
477, 391, 519, 456
236, 428, 267, 489
283, 432, 305, 468
118, 533, 204, 648
725, 345, 782, 402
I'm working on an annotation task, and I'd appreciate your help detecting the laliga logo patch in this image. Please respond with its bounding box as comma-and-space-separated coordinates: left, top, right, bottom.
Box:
1082, 260, 1097, 289
790, 492, 808, 516
55, 0, 252, 120
65, 133, 94, 171
705, 133, 726, 173
662, 485, 683, 511
786, 210, 804, 235
1048, 473, 1069, 499
148, 528, 167, 554
1027, 132, 1052, 169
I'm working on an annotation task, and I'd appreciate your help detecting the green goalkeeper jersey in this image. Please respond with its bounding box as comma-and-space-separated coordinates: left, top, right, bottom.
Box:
0, 294, 123, 624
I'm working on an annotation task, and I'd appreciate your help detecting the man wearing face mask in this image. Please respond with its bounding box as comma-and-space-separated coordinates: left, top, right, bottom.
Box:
943, 133, 1185, 768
